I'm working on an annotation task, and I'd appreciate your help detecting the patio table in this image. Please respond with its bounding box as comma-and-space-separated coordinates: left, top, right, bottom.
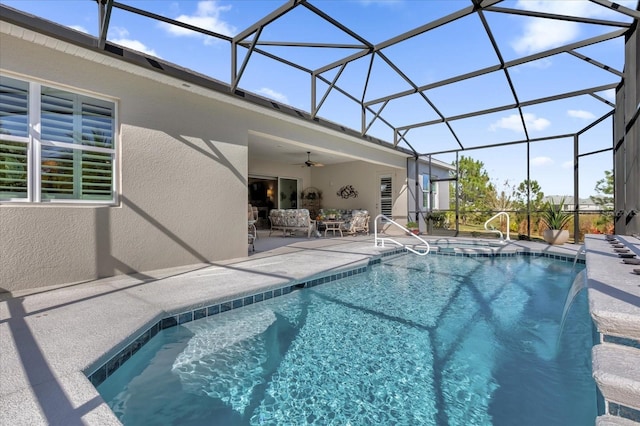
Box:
321, 220, 344, 237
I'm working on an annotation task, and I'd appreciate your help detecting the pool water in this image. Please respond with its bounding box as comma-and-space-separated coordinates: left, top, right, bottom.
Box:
97, 255, 595, 426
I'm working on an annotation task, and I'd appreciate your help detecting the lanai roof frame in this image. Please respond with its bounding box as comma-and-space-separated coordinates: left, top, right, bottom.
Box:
86, 0, 638, 159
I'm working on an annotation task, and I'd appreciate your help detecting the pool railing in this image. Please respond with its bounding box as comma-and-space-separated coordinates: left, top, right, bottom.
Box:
373, 214, 430, 255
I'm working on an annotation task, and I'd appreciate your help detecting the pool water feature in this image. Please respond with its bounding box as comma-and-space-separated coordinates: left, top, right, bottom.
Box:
97, 255, 595, 426
558, 269, 588, 349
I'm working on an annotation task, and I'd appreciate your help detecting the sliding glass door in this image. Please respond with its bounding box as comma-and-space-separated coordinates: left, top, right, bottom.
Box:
278, 177, 299, 209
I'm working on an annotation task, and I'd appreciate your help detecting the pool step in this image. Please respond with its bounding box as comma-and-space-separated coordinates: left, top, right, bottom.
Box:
592, 343, 640, 422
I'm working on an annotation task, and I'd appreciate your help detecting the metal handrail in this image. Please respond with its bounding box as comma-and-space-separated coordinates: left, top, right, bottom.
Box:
484, 211, 510, 241
374, 214, 430, 255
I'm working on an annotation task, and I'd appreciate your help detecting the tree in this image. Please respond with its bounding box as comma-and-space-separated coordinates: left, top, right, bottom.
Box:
592, 169, 613, 209
512, 179, 545, 235
450, 156, 495, 225
592, 169, 614, 234
490, 179, 514, 212
513, 179, 545, 213
489, 179, 515, 233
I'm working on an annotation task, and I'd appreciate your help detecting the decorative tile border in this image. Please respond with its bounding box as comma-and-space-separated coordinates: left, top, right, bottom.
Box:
87, 248, 583, 388
426, 247, 585, 264
603, 334, 640, 350
433, 251, 518, 258
609, 402, 640, 422
87, 264, 371, 387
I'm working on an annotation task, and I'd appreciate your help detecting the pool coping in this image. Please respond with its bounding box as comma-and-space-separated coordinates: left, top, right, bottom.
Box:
1, 236, 631, 425
584, 234, 640, 423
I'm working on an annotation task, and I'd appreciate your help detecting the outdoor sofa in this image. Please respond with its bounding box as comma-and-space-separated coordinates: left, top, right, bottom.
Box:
268, 209, 316, 238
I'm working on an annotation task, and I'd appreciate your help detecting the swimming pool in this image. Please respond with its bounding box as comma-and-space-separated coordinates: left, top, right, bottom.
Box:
97, 254, 595, 425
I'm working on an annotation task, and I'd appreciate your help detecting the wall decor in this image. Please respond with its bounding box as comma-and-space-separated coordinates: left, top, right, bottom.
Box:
337, 185, 358, 199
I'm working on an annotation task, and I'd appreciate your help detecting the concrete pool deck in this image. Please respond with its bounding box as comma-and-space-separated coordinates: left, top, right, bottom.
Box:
0, 233, 638, 425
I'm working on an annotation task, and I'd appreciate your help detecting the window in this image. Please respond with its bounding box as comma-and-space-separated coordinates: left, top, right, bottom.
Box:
379, 175, 392, 219
422, 175, 430, 209
0, 75, 116, 203
421, 174, 438, 210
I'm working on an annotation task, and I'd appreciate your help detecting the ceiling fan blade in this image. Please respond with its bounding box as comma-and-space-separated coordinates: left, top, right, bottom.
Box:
304, 151, 325, 167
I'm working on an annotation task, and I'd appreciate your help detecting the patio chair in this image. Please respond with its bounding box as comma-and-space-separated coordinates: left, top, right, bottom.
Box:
248, 233, 255, 252
344, 210, 370, 235
248, 204, 258, 239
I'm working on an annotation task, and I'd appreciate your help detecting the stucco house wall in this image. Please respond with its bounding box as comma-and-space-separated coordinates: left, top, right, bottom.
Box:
0, 22, 415, 293
310, 161, 406, 222
0, 32, 251, 292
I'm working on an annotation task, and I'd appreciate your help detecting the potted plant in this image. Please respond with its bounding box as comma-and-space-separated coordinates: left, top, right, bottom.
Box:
541, 198, 571, 245
406, 221, 420, 235
324, 209, 339, 220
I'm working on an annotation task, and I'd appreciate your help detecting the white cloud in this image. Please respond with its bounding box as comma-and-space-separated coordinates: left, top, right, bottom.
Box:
522, 58, 553, 69
567, 109, 595, 120
489, 113, 550, 132
531, 156, 553, 166
112, 39, 159, 57
602, 89, 616, 102
69, 25, 88, 33
162, 1, 236, 43
256, 87, 289, 104
489, 114, 523, 132
109, 27, 159, 57
511, 18, 578, 55
524, 113, 550, 130
511, 1, 636, 55
516, 0, 637, 20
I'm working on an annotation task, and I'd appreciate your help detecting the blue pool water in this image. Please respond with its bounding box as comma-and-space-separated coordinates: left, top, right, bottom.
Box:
97, 255, 595, 425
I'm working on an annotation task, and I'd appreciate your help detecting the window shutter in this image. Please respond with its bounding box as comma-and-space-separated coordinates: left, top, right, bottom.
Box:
1, 77, 116, 203
0, 78, 29, 137
0, 141, 28, 198
0, 77, 29, 199
41, 92, 74, 143
380, 176, 392, 218
82, 102, 113, 148
81, 102, 113, 199
81, 150, 113, 199
40, 92, 115, 200
41, 146, 74, 199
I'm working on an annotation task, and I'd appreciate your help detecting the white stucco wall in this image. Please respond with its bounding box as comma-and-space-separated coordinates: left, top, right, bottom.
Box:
0, 33, 250, 292
0, 27, 414, 292
310, 161, 409, 233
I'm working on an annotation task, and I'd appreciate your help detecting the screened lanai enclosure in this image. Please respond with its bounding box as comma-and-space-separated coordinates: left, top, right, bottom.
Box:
4, 0, 639, 241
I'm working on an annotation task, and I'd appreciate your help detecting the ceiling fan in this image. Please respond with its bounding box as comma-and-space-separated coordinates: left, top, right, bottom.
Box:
304, 151, 324, 167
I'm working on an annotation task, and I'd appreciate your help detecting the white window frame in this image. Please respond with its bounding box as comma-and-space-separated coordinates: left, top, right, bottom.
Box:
379, 174, 393, 220
0, 73, 118, 204
421, 174, 440, 210
421, 174, 430, 210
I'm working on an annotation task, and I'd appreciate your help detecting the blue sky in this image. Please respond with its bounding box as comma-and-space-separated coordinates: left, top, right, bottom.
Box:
2, 0, 636, 198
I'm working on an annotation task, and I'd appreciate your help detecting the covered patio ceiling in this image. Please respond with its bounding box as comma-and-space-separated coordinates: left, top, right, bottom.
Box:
87, 0, 638, 161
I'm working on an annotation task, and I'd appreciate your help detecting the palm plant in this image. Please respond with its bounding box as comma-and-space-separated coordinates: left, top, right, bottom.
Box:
541, 198, 571, 230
